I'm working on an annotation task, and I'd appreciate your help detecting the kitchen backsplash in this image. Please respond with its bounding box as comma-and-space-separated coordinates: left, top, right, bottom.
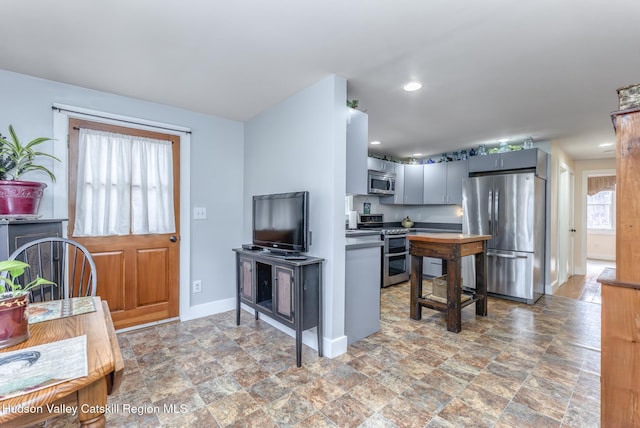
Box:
352, 195, 462, 224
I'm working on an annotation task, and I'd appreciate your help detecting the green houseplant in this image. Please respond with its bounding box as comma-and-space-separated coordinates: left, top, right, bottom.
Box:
0, 259, 55, 349
0, 125, 59, 216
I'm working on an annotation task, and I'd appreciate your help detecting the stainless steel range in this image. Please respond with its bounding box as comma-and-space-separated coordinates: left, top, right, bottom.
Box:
357, 214, 410, 287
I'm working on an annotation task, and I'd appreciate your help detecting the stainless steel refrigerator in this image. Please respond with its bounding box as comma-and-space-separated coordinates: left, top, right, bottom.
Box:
462, 172, 545, 304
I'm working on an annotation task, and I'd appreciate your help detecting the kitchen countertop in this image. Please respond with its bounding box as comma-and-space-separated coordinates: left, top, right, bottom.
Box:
345, 229, 383, 250
345, 229, 382, 237
408, 233, 492, 244
411, 227, 460, 234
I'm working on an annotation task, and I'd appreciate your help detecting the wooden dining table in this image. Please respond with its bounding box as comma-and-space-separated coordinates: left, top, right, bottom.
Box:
0, 296, 123, 427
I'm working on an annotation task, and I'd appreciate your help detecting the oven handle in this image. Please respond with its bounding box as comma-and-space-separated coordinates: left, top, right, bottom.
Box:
384, 251, 408, 258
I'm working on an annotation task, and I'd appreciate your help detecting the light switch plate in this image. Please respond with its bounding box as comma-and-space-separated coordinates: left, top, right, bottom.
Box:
193, 206, 207, 220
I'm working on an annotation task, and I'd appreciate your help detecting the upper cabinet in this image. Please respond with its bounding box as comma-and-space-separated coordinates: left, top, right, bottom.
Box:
346, 109, 368, 195
422, 163, 446, 204
380, 160, 468, 206
403, 164, 424, 205
367, 156, 395, 173
422, 160, 468, 205
468, 149, 547, 179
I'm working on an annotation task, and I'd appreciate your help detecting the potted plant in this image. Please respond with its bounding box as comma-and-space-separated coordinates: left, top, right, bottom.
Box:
0, 259, 55, 349
0, 125, 59, 216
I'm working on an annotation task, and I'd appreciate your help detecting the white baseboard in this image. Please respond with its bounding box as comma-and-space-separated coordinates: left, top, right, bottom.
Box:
179, 300, 347, 359
180, 297, 236, 322
546, 280, 560, 295
324, 335, 348, 359
587, 255, 616, 262
240, 305, 347, 359
116, 317, 179, 333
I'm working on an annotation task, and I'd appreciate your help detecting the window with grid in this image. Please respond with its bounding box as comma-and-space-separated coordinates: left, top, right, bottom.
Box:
587, 190, 615, 230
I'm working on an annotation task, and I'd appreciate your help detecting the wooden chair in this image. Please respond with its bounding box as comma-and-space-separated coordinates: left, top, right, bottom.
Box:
8, 237, 97, 302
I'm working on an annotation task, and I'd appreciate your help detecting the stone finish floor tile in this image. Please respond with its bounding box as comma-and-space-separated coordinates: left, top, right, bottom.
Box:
29, 279, 601, 427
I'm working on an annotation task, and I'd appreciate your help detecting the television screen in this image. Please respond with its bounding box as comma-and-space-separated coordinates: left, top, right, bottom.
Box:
252, 191, 309, 254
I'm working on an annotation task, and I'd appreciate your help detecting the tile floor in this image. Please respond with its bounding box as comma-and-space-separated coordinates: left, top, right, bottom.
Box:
39, 277, 602, 427
554, 260, 613, 304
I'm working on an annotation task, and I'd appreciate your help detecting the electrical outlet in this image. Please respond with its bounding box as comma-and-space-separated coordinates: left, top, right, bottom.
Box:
192, 280, 202, 293
193, 206, 207, 220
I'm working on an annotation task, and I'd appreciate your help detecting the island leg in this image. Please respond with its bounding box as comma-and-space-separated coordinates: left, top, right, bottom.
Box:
410, 253, 423, 320
475, 246, 488, 317
446, 257, 462, 333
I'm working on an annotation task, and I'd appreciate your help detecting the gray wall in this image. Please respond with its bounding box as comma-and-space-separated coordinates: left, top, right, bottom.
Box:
0, 69, 244, 315
244, 75, 348, 356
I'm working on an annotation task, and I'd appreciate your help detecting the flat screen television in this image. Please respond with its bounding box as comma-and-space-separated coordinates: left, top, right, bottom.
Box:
252, 191, 309, 254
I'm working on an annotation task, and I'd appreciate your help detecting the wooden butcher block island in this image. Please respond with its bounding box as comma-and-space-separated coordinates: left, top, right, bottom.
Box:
408, 233, 491, 333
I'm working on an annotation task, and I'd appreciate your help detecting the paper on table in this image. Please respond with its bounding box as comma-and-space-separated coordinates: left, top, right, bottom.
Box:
0, 335, 88, 400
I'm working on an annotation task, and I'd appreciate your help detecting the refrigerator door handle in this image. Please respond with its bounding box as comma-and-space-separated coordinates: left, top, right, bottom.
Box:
486, 251, 528, 259
494, 190, 499, 240
488, 191, 493, 234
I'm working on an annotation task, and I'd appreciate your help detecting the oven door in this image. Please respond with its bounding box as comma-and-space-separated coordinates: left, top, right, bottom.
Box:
383, 251, 410, 287
384, 235, 408, 254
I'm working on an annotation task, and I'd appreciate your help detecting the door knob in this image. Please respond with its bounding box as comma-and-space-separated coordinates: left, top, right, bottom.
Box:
569, 228, 576, 232
169, 236, 178, 242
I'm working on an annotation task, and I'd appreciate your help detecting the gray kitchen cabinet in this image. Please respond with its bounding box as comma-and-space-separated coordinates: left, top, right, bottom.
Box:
367, 156, 396, 173
346, 109, 368, 195
345, 235, 382, 345
445, 159, 468, 205
468, 149, 547, 179
379, 162, 404, 205
422, 163, 447, 204
403, 164, 424, 205
422, 160, 468, 205
0, 219, 64, 260
422, 257, 443, 278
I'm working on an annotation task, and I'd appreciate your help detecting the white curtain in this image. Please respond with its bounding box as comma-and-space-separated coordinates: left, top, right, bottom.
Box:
74, 128, 176, 236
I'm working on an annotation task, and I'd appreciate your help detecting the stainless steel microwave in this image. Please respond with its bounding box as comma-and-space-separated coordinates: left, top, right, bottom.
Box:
368, 170, 396, 195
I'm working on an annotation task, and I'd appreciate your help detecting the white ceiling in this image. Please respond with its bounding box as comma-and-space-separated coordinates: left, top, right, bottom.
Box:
1, 0, 638, 160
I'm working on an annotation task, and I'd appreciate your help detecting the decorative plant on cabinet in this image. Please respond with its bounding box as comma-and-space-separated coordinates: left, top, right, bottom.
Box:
0, 125, 59, 216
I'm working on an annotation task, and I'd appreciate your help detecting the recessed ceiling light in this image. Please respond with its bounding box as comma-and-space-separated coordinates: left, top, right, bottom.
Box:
370, 140, 381, 145
599, 142, 614, 147
412, 153, 423, 157
403, 82, 422, 92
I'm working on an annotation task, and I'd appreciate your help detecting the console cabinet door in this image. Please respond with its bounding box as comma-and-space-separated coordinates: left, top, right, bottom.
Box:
239, 257, 254, 301
275, 266, 294, 321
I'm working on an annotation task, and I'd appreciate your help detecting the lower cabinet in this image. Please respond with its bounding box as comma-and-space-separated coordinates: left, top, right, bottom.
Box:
234, 249, 324, 367
0, 219, 64, 260
345, 244, 381, 345
422, 257, 443, 278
